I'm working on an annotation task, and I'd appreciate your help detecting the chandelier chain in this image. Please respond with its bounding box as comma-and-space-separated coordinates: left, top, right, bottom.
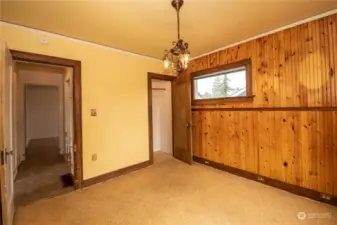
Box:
176, 2, 180, 40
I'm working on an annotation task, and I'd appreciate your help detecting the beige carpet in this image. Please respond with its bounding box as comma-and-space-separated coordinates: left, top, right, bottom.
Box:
14, 151, 337, 225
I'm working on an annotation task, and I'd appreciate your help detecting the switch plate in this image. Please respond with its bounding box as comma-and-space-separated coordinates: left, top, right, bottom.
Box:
91, 109, 97, 116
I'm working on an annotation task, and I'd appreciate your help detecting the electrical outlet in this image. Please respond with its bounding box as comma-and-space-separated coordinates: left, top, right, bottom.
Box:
257, 176, 265, 182
320, 193, 332, 201
92, 153, 97, 162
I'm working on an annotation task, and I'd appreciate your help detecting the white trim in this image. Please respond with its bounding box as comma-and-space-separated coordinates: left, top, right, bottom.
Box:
192, 9, 337, 60
26, 137, 30, 147
0, 21, 161, 61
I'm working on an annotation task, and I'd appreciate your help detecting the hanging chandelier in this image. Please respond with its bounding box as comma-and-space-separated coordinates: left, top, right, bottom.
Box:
163, 0, 190, 75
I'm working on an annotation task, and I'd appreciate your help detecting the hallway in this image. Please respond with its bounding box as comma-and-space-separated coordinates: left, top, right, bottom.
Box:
15, 138, 73, 206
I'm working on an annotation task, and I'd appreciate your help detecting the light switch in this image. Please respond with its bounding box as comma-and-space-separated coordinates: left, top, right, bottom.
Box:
91, 109, 97, 116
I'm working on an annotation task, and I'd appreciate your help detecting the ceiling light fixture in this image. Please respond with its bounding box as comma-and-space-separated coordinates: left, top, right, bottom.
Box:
163, 0, 190, 75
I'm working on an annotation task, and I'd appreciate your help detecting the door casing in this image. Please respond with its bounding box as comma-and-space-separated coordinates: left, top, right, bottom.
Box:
10, 50, 83, 189
147, 73, 175, 164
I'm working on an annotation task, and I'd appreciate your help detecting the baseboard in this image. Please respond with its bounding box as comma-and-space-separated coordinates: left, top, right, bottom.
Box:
83, 160, 150, 188
193, 156, 337, 207
26, 138, 31, 147
13, 168, 17, 181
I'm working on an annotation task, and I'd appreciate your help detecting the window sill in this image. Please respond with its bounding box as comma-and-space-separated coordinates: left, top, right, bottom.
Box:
192, 95, 255, 105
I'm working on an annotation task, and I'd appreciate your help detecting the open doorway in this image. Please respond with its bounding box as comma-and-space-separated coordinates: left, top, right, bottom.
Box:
1, 49, 83, 224
14, 62, 75, 206
148, 73, 175, 164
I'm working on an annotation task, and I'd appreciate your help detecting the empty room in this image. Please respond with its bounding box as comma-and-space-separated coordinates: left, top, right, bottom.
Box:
0, 1, 337, 225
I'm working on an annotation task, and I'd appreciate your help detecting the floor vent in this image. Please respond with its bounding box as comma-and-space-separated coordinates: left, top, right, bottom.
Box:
320, 193, 332, 201
257, 176, 265, 182
60, 173, 74, 188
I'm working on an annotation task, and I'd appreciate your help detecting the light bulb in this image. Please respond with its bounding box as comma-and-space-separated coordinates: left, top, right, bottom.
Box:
164, 59, 169, 69
184, 53, 189, 63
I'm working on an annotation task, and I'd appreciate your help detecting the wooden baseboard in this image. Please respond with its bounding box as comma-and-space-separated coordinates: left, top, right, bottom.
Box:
192, 106, 337, 111
193, 156, 337, 207
83, 160, 150, 188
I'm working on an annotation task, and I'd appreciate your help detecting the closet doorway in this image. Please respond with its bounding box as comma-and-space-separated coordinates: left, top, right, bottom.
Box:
148, 73, 175, 164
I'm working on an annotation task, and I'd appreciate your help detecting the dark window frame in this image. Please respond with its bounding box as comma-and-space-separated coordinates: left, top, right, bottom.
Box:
191, 59, 254, 105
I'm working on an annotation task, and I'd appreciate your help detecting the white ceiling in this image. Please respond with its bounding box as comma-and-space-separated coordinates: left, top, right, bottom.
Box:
2, 0, 337, 59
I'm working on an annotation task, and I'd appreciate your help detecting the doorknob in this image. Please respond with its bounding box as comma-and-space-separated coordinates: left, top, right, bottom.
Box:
186, 123, 190, 128
5, 148, 13, 156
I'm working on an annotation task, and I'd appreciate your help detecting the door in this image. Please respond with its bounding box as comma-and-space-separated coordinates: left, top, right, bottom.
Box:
12, 68, 18, 181
172, 72, 192, 164
0, 43, 15, 225
64, 68, 74, 175
152, 91, 161, 152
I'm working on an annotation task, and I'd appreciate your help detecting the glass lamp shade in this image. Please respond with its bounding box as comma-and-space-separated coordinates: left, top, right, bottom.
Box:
163, 59, 170, 69
180, 53, 189, 69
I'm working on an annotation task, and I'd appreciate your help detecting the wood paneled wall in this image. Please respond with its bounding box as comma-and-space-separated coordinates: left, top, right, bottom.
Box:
188, 14, 337, 196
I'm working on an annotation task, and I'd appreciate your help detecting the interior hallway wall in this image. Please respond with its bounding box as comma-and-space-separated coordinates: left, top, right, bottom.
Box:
152, 80, 172, 154
16, 63, 64, 164
25, 85, 59, 141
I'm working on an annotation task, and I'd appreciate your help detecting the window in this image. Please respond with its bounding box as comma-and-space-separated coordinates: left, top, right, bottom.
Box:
191, 59, 253, 104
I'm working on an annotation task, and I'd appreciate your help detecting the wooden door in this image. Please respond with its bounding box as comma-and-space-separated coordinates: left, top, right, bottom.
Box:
172, 72, 192, 164
0, 43, 15, 225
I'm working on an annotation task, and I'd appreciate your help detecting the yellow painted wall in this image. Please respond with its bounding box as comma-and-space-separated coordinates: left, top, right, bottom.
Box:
0, 0, 3, 38
1, 23, 166, 180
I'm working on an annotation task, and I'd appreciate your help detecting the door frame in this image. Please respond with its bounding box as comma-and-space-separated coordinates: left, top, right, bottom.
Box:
10, 50, 83, 189
147, 73, 175, 165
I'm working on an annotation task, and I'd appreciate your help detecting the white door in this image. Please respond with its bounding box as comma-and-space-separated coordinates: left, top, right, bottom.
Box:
1, 43, 15, 225
64, 69, 74, 175
12, 68, 18, 180
152, 91, 161, 152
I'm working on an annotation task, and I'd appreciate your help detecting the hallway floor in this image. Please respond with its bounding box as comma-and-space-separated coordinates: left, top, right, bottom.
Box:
14, 151, 337, 225
15, 138, 74, 206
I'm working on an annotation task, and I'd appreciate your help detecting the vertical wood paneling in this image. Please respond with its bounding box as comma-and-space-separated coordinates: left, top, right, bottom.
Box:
298, 24, 307, 107
293, 111, 302, 187
246, 112, 257, 173
284, 29, 292, 107
318, 20, 325, 107
208, 52, 219, 69
192, 111, 337, 194
331, 112, 337, 196
218, 111, 227, 165
300, 111, 309, 190
285, 112, 295, 185
317, 111, 324, 193
191, 14, 337, 196
329, 15, 337, 107
324, 112, 330, 195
